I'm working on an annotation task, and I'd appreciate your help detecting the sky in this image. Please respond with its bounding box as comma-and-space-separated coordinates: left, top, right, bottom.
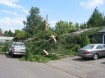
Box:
0, 0, 105, 32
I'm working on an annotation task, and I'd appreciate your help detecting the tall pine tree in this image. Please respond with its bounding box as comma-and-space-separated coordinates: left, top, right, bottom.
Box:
23, 7, 45, 38
87, 7, 104, 27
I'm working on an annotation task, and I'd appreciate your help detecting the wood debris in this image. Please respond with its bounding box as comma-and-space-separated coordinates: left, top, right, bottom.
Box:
50, 35, 57, 43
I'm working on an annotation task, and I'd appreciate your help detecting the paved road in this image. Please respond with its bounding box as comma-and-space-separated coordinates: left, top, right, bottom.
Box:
48, 56, 105, 78
1, 55, 105, 78
0, 55, 78, 78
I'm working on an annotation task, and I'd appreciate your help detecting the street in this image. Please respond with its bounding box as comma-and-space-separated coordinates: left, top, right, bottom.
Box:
48, 56, 105, 78
0, 55, 105, 78
0, 55, 77, 78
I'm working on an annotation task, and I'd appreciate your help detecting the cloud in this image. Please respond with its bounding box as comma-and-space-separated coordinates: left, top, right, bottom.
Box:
0, 17, 24, 26
80, 0, 104, 9
0, 17, 25, 27
0, 0, 28, 14
0, 0, 22, 8
0, 17, 25, 31
1, 10, 18, 16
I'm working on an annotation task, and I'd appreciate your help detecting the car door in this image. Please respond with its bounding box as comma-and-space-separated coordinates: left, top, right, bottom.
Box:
96, 45, 105, 56
102, 44, 105, 55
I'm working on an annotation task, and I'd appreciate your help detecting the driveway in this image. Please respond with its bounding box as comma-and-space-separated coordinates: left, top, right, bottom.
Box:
47, 56, 105, 78
0, 55, 78, 78
0, 55, 105, 78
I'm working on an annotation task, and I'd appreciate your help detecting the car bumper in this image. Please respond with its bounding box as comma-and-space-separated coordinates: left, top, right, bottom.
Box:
78, 54, 93, 58
13, 52, 26, 55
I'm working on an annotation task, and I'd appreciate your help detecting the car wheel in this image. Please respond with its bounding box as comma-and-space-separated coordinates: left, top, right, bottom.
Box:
10, 51, 14, 57
93, 54, 98, 60
8, 51, 11, 55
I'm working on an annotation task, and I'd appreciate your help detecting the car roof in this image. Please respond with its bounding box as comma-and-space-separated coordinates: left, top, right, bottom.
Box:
87, 44, 105, 47
12, 42, 24, 43
88, 44, 105, 45
11, 42, 24, 45
82, 44, 105, 49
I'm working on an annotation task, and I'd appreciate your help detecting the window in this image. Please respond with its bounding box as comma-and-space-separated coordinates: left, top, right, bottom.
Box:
82, 44, 94, 49
15, 42, 24, 46
103, 45, 105, 48
96, 45, 103, 49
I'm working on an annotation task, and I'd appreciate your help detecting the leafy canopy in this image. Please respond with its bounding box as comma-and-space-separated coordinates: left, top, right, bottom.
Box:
87, 7, 104, 27
23, 7, 46, 38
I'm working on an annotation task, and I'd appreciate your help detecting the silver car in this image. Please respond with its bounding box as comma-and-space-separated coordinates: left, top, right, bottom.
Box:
8, 42, 26, 57
78, 44, 105, 60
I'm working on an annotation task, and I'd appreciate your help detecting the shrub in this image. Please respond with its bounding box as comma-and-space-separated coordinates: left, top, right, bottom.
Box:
48, 54, 61, 60
25, 54, 49, 63
33, 55, 49, 63
25, 41, 34, 60
0, 42, 9, 54
80, 34, 90, 47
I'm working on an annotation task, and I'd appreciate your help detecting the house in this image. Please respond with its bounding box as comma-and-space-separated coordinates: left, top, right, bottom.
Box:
72, 29, 89, 35
98, 29, 105, 44
0, 36, 14, 44
70, 28, 105, 44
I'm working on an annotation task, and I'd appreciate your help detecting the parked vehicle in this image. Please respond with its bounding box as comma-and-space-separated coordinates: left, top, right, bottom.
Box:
78, 44, 105, 60
8, 42, 26, 57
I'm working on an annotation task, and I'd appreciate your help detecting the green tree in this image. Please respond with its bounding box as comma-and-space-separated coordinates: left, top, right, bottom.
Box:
23, 7, 45, 38
75, 22, 80, 30
55, 21, 76, 35
55, 20, 69, 35
80, 34, 90, 47
87, 7, 104, 27
4, 30, 14, 37
13, 30, 26, 41
80, 22, 87, 29
102, 16, 105, 26
69, 22, 76, 31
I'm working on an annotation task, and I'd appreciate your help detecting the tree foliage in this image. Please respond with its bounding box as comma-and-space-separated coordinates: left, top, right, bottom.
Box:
23, 7, 45, 38
55, 20, 79, 35
21, 6, 105, 62
87, 7, 105, 27
4, 30, 14, 37
80, 34, 90, 47
13, 30, 26, 41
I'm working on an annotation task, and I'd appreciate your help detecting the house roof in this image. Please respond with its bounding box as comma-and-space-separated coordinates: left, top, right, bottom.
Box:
64, 29, 90, 36
0, 36, 13, 40
0, 36, 14, 42
72, 29, 89, 34
98, 29, 105, 33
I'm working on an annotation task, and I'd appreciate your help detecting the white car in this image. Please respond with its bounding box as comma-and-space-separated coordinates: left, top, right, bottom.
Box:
8, 42, 26, 57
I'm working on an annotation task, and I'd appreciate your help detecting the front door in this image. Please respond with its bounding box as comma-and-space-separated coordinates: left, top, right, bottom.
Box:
104, 35, 105, 44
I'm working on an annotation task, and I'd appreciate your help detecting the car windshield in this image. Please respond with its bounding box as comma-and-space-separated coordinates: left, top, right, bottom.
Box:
13, 42, 24, 46
82, 44, 94, 49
